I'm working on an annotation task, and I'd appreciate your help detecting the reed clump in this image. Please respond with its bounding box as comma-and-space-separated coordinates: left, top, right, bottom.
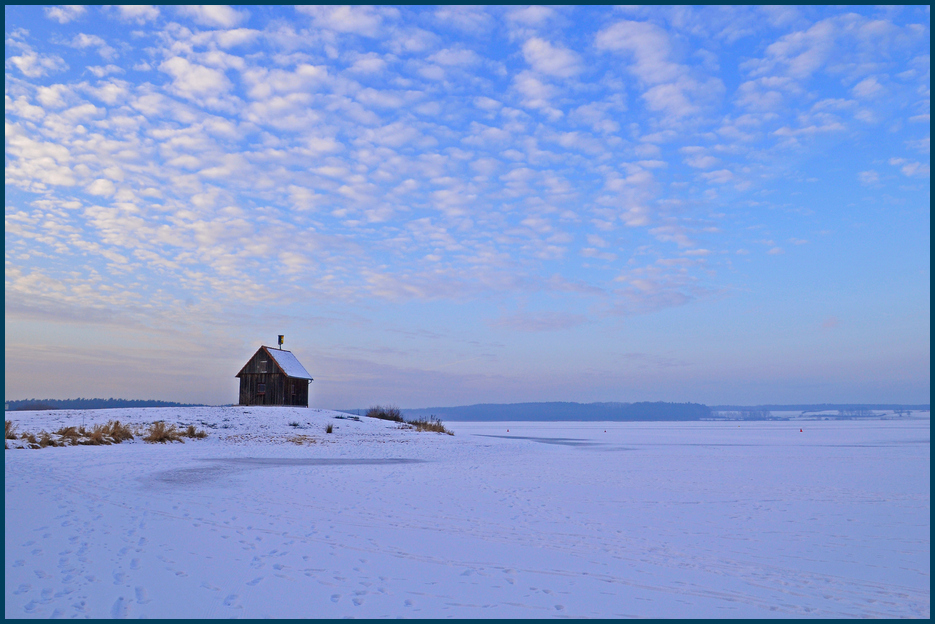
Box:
143, 421, 184, 443
182, 424, 208, 439
365, 405, 404, 422
368, 407, 453, 435
407, 417, 453, 435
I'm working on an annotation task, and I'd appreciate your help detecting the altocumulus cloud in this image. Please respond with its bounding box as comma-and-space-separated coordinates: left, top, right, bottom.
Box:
3, 5, 930, 406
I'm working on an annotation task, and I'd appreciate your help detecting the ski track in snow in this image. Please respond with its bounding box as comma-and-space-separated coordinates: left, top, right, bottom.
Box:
4, 406, 930, 618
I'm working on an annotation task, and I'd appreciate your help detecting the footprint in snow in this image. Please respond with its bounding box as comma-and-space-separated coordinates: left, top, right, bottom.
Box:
14, 583, 31, 595
223, 594, 239, 607
246, 577, 264, 586
130, 559, 140, 570
50, 608, 64, 619
135, 587, 149, 604
114, 571, 127, 584
331, 594, 341, 603
111, 597, 129, 618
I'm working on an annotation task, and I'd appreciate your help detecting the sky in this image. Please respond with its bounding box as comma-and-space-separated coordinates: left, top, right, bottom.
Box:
4, 5, 930, 409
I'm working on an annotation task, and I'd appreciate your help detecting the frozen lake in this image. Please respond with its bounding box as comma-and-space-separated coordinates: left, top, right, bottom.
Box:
5, 408, 930, 618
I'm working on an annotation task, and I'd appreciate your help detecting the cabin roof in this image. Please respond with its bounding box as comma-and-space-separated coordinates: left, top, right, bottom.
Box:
265, 347, 314, 380
236, 346, 314, 380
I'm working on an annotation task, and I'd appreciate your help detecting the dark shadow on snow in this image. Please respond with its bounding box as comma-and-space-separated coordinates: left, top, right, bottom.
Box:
149, 457, 425, 487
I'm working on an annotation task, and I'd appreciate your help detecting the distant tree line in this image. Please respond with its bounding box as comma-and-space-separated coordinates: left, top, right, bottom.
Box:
5, 398, 206, 411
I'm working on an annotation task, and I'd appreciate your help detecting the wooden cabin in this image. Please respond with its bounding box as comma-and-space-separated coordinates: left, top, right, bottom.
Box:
236, 346, 314, 407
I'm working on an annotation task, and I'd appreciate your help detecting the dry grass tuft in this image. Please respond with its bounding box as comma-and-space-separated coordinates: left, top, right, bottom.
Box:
38, 432, 61, 448
143, 421, 184, 443
21, 432, 38, 444
105, 420, 135, 442
82, 424, 111, 445
54, 426, 82, 445
326, 423, 333, 434
182, 424, 208, 439
408, 417, 454, 435
287, 434, 316, 445
366, 405, 453, 435
366, 405, 403, 422
6, 420, 16, 440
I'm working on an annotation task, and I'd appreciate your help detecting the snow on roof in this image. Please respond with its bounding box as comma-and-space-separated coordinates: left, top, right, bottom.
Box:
264, 347, 313, 380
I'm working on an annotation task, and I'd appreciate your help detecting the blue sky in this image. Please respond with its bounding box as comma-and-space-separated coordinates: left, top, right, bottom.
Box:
4, 5, 930, 408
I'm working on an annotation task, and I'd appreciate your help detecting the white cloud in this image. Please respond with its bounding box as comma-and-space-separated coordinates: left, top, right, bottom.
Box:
36, 84, 71, 108
115, 5, 160, 24
87, 64, 125, 78
429, 47, 481, 67
685, 154, 719, 169
889, 158, 930, 177
749, 18, 837, 79
6, 48, 68, 78
506, 6, 554, 27
159, 57, 232, 99
522, 38, 582, 78
213, 28, 262, 48
86, 178, 117, 197
297, 5, 390, 37
44, 5, 85, 23
701, 169, 734, 184
852, 76, 884, 99
176, 5, 249, 28
595, 20, 681, 85
241, 64, 328, 99
347, 53, 387, 74
513, 71, 563, 119
69, 33, 117, 60
433, 6, 492, 35
858, 170, 879, 185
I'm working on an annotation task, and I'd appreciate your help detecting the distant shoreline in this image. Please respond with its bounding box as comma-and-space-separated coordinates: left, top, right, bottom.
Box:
345, 402, 931, 422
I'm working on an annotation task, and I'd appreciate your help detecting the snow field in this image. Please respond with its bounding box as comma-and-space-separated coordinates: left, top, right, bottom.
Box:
5, 407, 930, 618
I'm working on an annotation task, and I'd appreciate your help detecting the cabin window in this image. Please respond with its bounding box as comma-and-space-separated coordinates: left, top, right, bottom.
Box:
257, 383, 266, 394
259, 360, 268, 373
